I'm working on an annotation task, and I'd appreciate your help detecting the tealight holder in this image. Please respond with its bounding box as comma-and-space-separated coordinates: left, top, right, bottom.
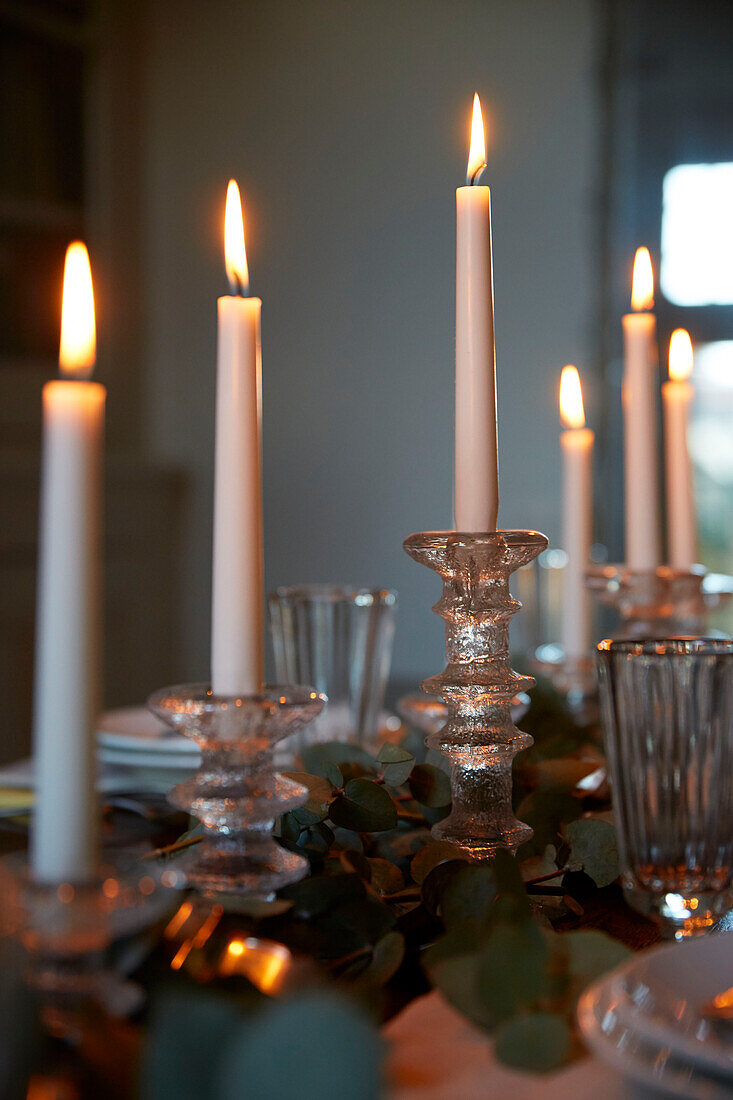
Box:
586, 564, 733, 639
147, 683, 325, 898
404, 530, 548, 858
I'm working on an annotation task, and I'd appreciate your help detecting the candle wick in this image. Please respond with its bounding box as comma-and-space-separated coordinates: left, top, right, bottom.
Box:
228, 274, 248, 298
468, 162, 487, 186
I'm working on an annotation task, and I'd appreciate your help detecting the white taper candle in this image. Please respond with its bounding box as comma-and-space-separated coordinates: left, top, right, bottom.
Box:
211, 181, 264, 696
32, 242, 104, 884
454, 94, 498, 532
622, 247, 660, 570
663, 328, 696, 568
559, 366, 594, 659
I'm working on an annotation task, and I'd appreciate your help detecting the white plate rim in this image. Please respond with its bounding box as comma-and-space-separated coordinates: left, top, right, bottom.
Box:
577, 943, 733, 1100
608, 935, 733, 1079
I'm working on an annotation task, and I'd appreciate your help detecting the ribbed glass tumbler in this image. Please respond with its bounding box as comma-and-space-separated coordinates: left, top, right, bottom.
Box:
596, 638, 733, 938
268, 585, 397, 751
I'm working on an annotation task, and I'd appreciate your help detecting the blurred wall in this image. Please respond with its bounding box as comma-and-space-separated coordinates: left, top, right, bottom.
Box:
140, 0, 599, 688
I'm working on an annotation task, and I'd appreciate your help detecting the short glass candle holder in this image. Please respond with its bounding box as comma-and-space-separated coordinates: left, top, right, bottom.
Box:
147, 683, 325, 898
596, 638, 733, 939
0, 852, 176, 1031
403, 529, 548, 858
587, 565, 733, 639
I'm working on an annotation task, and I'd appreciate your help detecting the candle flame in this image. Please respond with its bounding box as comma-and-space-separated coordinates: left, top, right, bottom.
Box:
224, 179, 249, 296
669, 328, 693, 381
59, 241, 96, 378
631, 247, 654, 311
466, 93, 487, 185
559, 365, 586, 429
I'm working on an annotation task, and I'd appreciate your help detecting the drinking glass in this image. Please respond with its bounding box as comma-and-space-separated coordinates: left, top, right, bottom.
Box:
596, 638, 733, 938
268, 585, 397, 751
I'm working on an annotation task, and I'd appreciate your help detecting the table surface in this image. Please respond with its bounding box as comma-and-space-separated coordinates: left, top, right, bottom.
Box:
0, 792, 669, 1099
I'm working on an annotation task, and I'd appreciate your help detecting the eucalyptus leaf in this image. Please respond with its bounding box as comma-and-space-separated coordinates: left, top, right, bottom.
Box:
329, 779, 397, 832
283, 771, 334, 818
216, 991, 382, 1100
291, 806, 325, 828
421, 859, 468, 916
301, 741, 376, 778
0, 939, 41, 1100
280, 812, 302, 844
331, 826, 364, 853
383, 759, 416, 787
492, 848, 532, 916
400, 729, 429, 762
296, 821, 334, 855
515, 790, 582, 854
475, 921, 550, 1026
339, 849, 371, 880
142, 986, 243, 1100
563, 929, 631, 981
319, 894, 395, 947
279, 872, 366, 918
410, 840, 468, 884
493, 1012, 570, 1073
377, 743, 414, 765
373, 827, 430, 869
440, 863, 497, 930
409, 764, 452, 807
564, 818, 620, 887
356, 930, 405, 986
367, 857, 405, 896
425, 950, 497, 1031
324, 761, 344, 788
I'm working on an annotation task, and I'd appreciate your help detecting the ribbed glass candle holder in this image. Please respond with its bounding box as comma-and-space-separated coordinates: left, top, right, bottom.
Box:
148, 684, 325, 898
403, 529, 548, 858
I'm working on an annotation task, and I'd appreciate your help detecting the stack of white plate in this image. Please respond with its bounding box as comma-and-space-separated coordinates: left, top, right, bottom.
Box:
578, 933, 733, 1098
97, 707, 200, 789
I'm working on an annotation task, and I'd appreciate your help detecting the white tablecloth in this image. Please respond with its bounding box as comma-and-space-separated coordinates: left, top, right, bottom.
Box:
384, 991, 654, 1099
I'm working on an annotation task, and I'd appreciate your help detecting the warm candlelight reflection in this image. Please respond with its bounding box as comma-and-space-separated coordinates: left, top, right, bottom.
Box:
559, 365, 585, 429
224, 179, 249, 296
59, 241, 96, 378
631, 246, 654, 311
218, 935, 291, 992
668, 328, 693, 381
466, 92, 487, 185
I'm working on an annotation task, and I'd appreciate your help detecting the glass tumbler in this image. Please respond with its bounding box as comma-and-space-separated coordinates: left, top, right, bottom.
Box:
268, 585, 397, 751
596, 638, 733, 938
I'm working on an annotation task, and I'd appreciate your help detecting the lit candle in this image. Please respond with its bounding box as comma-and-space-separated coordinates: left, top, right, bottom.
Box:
32, 242, 104, 884
622, 247, 660, 569
454, 93, 498, 531
663, 328, 696, 568
559, 366, 594, 659
211, 180, 264, 696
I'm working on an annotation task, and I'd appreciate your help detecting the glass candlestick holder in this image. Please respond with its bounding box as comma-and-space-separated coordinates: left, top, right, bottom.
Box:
0, 851, 177, 1033
403, 530, 548, 858
147, 683, 325, 898
587, 564, 733, 639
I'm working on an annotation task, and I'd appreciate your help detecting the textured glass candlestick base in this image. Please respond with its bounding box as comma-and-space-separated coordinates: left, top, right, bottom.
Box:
403, 530, 548, 858
587, 565, 733, 639
148, 684, 325, 898
0, 853, 176, 1031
